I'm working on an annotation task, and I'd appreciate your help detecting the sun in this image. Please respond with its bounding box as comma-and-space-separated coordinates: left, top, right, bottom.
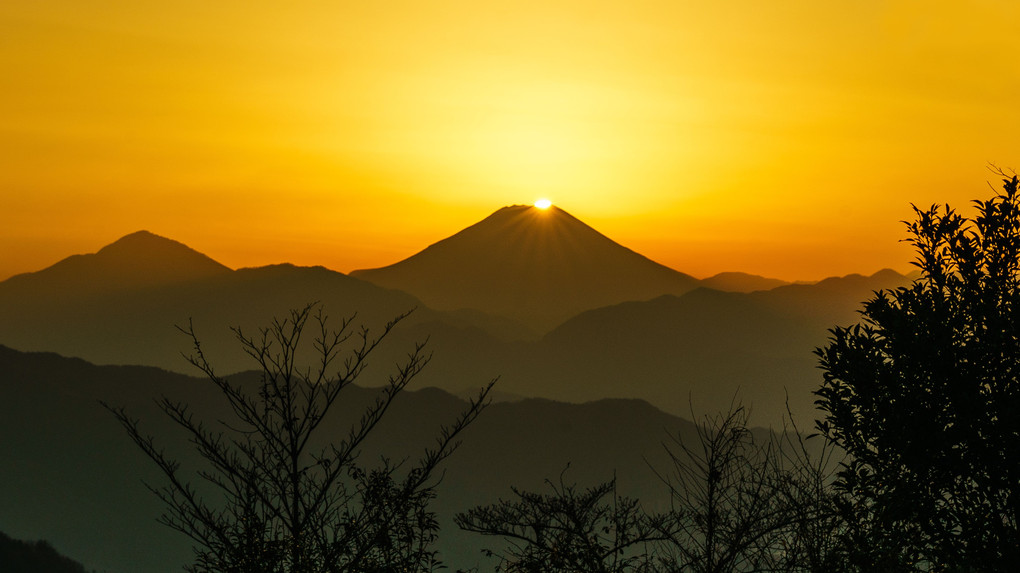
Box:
534, 198, 552, 209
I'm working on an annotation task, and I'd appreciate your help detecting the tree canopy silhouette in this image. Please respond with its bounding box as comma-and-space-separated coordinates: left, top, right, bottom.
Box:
105, 304, 493, 572
815, 172, 1020, 571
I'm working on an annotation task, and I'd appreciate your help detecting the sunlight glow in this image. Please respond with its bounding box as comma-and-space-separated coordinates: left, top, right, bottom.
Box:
2, 1, 1016, 280
534, 199, 552, 209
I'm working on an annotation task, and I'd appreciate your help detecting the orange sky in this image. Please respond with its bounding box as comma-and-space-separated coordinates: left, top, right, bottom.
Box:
2, 0, 1018, 281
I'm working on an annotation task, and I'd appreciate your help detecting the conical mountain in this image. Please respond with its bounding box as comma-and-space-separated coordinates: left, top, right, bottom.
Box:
351, 205, 700, 330
0, 230, 231, 297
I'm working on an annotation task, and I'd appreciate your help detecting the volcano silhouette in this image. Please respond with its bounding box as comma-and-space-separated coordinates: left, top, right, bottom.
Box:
351, 205, 700, 330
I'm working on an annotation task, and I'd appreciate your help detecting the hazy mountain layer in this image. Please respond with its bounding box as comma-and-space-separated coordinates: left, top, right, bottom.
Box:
524, 269, 912, 421
0, 230, 912, 424
387, 269, 912, 424
701, 271, 791, 292
0, 232, 534, 376
351, 205, 701, 331
0, 346, 701, 572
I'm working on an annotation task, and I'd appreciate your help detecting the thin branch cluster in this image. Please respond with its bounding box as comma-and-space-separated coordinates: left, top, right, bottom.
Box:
457, 471, 667, 573
105, 304, 493, 573
458, 404, 846, 573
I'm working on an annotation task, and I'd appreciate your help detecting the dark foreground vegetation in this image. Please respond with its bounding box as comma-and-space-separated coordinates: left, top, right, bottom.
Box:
104, 172, 1020, 572
0, 531, 94, 573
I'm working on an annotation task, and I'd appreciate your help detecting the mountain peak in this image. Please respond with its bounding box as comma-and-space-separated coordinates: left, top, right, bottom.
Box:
351, 204, 699, 330
1, 231, 231, 294
93, 228, 223, 267
466, 203, 573, 227
97, 230, 197, 256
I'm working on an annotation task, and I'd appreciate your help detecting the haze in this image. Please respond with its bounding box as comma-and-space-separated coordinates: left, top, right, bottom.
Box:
3, 0, 1018, 280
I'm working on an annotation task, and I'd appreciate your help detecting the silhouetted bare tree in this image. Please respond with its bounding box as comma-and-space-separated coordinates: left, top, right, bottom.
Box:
455, 401, 845, 573
652, 406, 789, 573
766, 411, 847, 573
105, 304, 493, 572
650, 403, 847, 573
456, 472, 667, 573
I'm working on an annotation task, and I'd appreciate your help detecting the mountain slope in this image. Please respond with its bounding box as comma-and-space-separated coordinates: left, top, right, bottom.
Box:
341, 268, 913, 426
498, 269, 915, 423
351, 205, 701, 330
0, 231, 915, 425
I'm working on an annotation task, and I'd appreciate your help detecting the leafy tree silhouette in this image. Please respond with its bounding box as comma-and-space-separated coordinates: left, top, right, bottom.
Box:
105, 304, 493, 572
815, 171, 1020, 571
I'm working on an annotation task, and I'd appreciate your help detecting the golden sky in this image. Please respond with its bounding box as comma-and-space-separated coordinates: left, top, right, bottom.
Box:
2, 0, 1018, 281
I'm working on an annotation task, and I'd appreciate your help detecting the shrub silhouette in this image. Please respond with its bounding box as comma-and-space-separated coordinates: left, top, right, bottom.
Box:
815, 171, 1020, 570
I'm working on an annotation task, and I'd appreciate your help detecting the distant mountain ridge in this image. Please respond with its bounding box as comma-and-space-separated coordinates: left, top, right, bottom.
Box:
351, 205, 701, 330
0, 223, 914, 423
701, 271, 790, 293
516, 268, 913, 421
0, 234, 522, 376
